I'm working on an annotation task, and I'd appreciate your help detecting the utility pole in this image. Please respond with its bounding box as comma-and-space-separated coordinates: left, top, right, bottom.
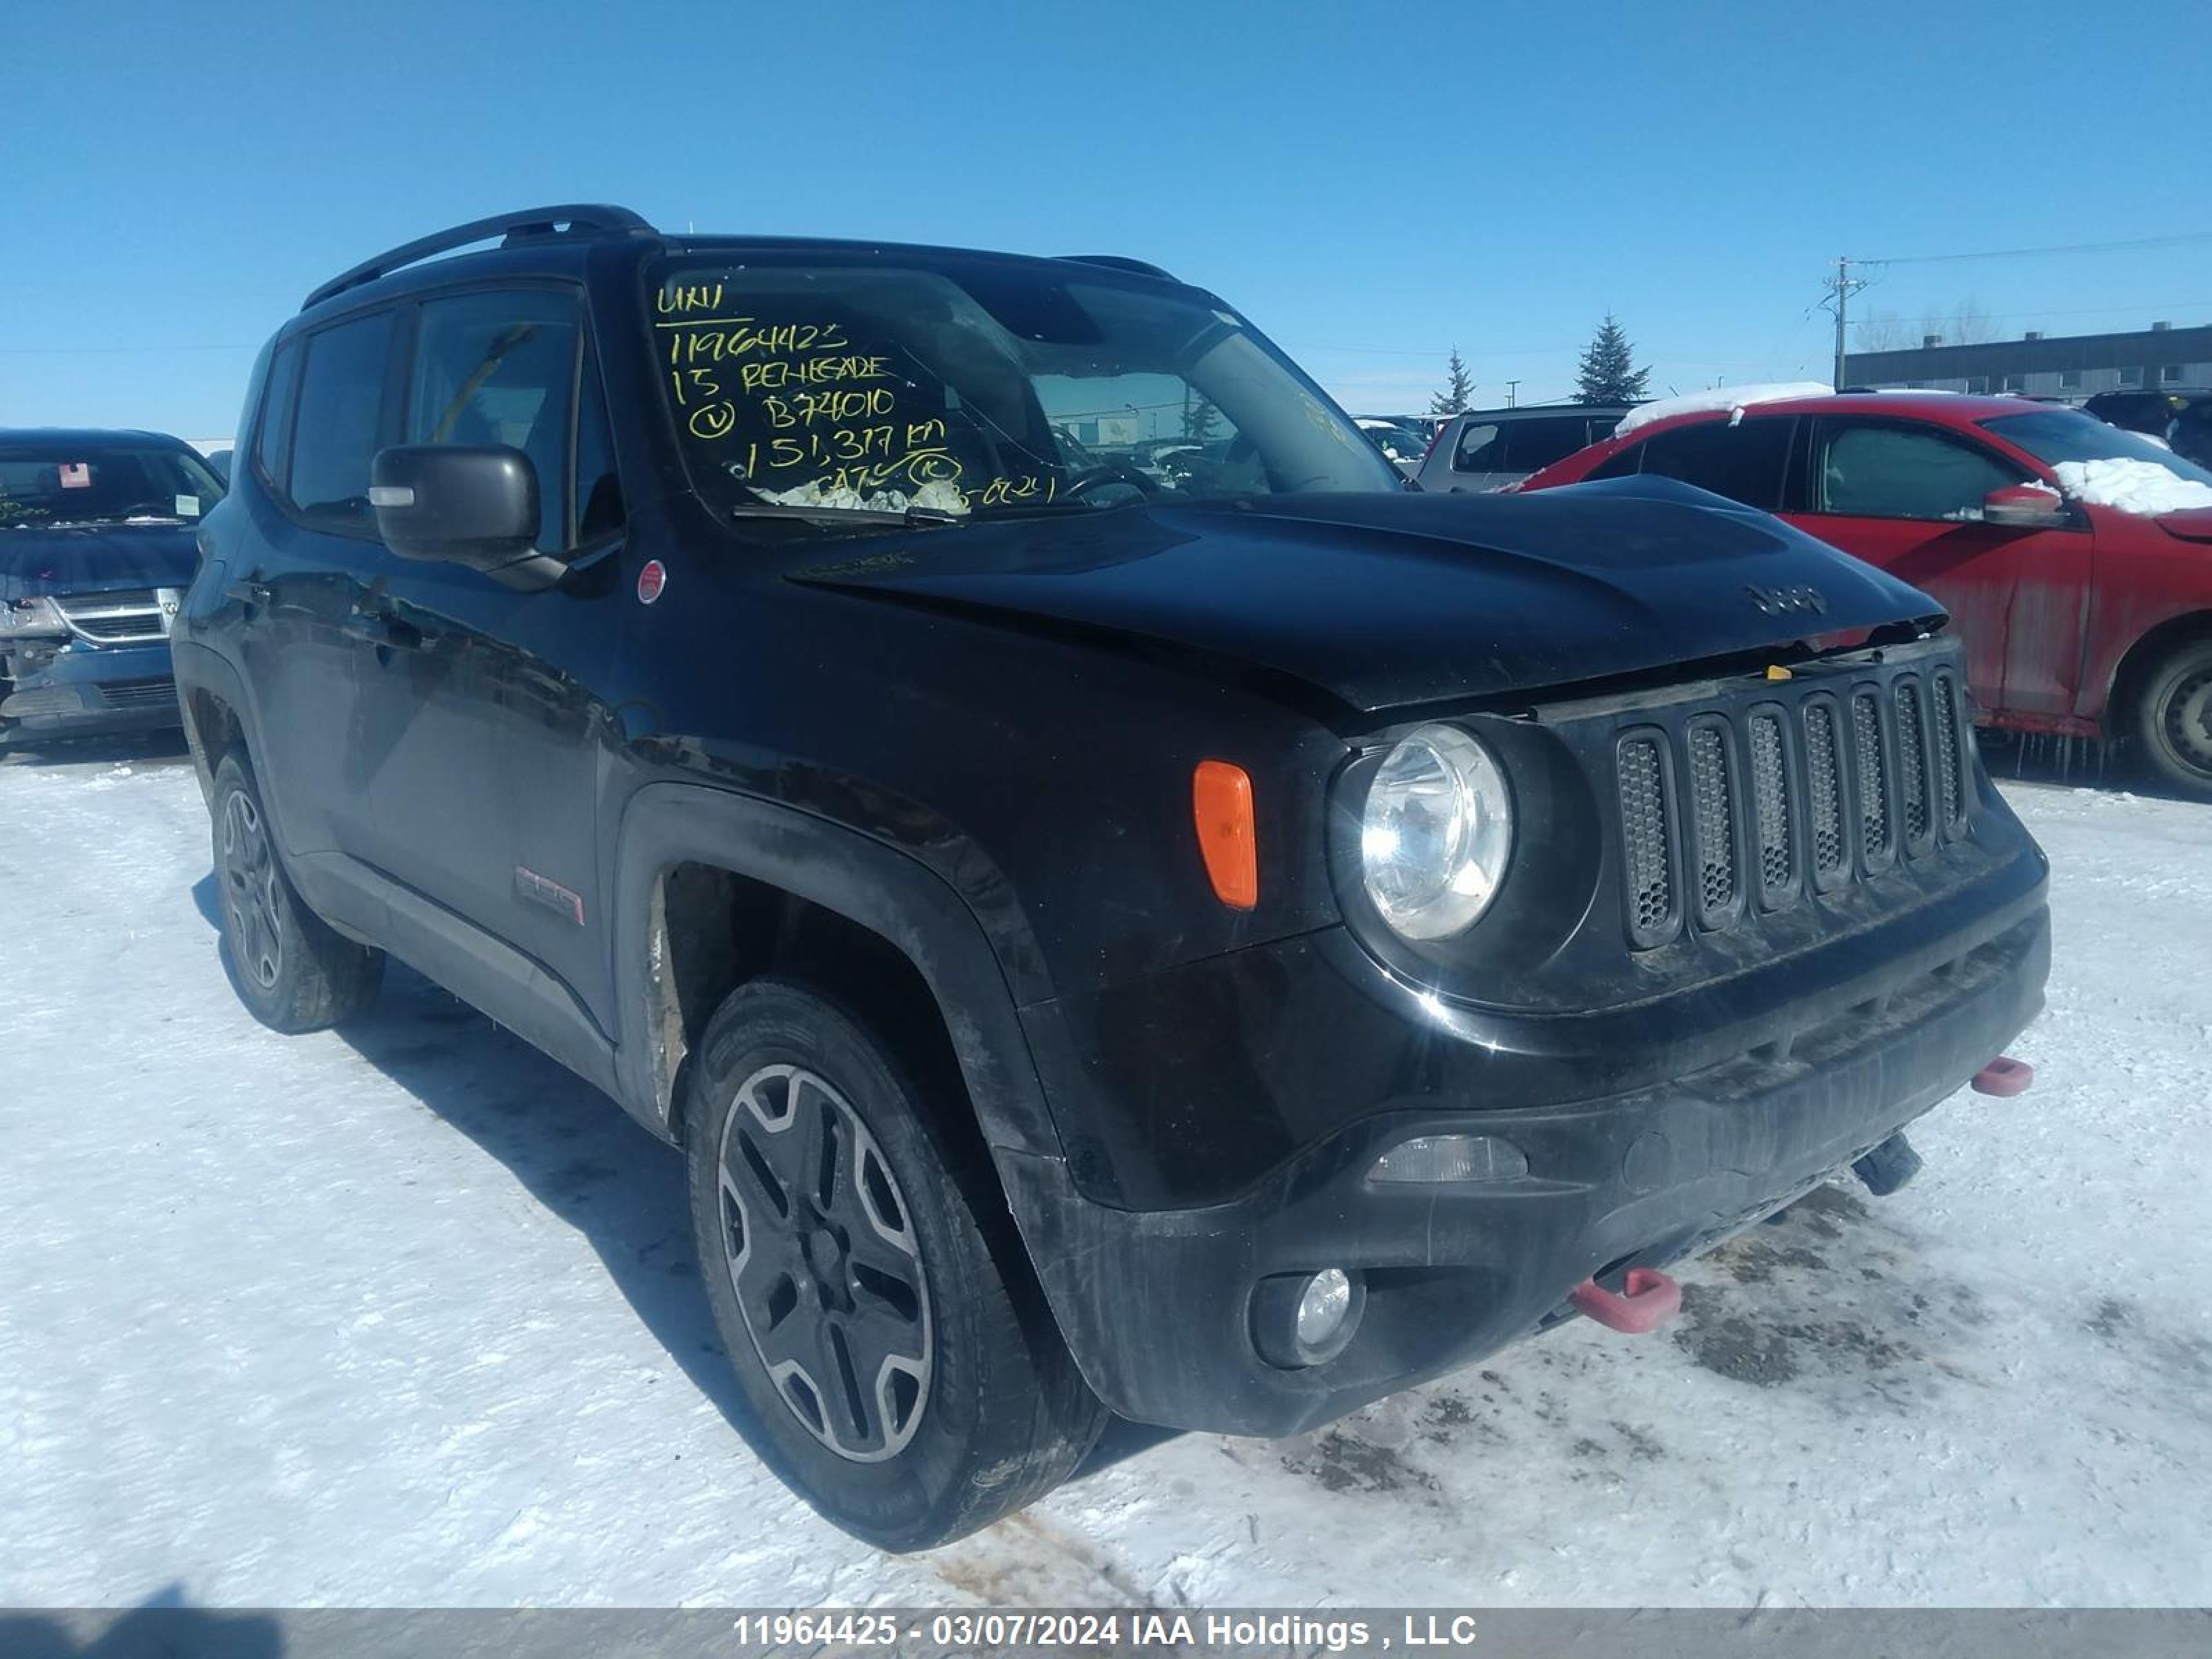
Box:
1505, 379, 1519, 408
1821, 255, 1871, 388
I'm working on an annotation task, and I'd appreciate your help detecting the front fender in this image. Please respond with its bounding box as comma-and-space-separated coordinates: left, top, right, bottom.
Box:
608, 780, 1064, 1165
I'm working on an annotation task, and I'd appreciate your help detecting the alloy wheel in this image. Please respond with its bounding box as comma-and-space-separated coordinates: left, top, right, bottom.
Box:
219, 789, 283, 990
715, 1063, 932, 1462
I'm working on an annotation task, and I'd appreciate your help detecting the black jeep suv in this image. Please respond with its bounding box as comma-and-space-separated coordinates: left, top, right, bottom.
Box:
176, 206, 2049, 1548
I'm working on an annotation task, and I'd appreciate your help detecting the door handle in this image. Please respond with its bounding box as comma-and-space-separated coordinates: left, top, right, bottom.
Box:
225, 578, 271, 609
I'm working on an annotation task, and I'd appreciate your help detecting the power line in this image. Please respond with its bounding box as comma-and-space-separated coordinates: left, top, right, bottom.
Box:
0, 343, 259, 355
1864, 231, 2212, 267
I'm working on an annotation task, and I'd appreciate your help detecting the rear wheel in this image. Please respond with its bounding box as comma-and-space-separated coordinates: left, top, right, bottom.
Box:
2130, 636, 2212, 800
686, 977, 1105, 1550
211, 751, 383, 1031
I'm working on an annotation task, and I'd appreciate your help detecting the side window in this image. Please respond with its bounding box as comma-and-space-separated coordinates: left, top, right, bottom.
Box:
408, 290, 580, 553
1501, 415, 1600, 474
289, 312, 395, 525
1817, 422, 2023, 521
573, 343, 624, 544
254, 339, 301, 490
1634, 417, 1794, 510
1452, 422, 1503, 471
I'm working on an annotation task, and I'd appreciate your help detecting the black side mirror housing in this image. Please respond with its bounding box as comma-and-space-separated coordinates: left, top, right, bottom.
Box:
371, 444, 541, 570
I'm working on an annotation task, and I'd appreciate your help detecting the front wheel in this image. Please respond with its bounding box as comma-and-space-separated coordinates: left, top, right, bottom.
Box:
2130, 636, 2212, 800
686, 978, 1105, 1550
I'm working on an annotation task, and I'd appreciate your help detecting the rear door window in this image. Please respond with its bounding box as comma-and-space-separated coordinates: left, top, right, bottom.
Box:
1500, 415, 1598, 474
1452, 422, 1503, 471
1630, 417, 1795, 510
288, 311, 395, 527
1815, 420, 2028, 521
406, 290, 581, 554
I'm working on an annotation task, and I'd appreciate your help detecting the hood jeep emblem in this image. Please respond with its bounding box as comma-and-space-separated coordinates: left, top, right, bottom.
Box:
1747, 583, 1828, 617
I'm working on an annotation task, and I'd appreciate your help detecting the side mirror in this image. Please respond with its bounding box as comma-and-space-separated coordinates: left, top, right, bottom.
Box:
1982, 484, 2068, 529
371, 444, 539, 568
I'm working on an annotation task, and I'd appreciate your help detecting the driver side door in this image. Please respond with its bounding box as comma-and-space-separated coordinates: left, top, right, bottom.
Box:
1783, 416, 2091, 722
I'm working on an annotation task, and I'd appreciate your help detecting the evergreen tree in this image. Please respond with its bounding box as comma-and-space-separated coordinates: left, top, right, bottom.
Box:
1575, 314, 1649, 404
1183, 393, 1221, 443
1428, 348, 1475, 416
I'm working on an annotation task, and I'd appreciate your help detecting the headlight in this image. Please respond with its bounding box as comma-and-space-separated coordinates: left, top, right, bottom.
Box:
1359, 723, 1513, 939
0, 597, 66, 639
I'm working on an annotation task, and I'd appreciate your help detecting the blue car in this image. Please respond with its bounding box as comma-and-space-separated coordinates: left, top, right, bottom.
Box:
1, 429, 219, 744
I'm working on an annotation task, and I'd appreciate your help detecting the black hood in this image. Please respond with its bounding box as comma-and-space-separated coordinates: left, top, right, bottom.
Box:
0, 523, 200, 602
791, 477, 1944, 711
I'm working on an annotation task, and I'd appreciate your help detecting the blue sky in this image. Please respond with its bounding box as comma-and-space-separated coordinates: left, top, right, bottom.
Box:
3, 0, 2206, 440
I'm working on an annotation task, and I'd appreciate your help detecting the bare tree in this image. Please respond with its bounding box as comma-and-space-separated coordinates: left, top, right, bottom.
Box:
1911, 297, 2001, 347
1853, 308, 1913, 352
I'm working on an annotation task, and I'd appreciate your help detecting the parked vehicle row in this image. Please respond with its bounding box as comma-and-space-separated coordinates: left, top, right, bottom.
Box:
1515, 390, 2212, 796
160, 206, 2047, 1548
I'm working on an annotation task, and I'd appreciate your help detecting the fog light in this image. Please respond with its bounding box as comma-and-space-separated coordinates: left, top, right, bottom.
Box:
1370, 1133, 1528, 1184
1252, 1268, 1365, 1369
1296, 1268, 1353, 1347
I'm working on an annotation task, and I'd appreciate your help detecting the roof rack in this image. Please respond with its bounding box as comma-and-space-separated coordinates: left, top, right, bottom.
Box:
1058, 254, 1177, 282
301, 204, 655, 311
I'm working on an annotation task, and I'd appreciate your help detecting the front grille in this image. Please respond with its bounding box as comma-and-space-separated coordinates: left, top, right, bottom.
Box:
53, 590, 170, 645
1618, 735, 1678, 947
1608, 650, 1975, 949
1746, 709, 1794, 904
1852, 690, 1893, 870
1685, 720, 1738, 924
97, 678, 178, 709
1931, 671, 1965, 828
1895, 678, 1931, 846
1803, 698, 1846, 886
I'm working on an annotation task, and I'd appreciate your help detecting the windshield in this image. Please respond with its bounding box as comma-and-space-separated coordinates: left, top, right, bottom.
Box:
1360, 421, 1429, 463
1983, 409, 2212, 490
649, 253, 1400, 525
0, 444, 225, 530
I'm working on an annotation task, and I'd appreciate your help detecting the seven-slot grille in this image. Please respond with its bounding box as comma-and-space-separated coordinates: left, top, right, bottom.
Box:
52, 590, 171, 644
1615, 664, 1970, 950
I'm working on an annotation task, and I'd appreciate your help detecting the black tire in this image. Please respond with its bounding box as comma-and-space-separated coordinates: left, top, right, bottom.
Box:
2130, 635, 2212, 800
685, 977, 1106, 1550
210, 750, 384, 1032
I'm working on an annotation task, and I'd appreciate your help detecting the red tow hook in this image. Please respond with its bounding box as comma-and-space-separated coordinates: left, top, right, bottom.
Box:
1971, 1055, 2035, 1097
1568, 1268, 1682, 1335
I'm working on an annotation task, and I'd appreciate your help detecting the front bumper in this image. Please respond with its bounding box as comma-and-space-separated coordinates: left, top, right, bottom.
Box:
1004, 897, 2047, 1438
0, 640, 180, 741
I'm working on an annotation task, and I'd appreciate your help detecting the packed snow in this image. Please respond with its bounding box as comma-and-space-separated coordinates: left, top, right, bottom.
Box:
2053, 456, 2212, 515
2, 744, 2209, 1608
1613, 382, 1833, 437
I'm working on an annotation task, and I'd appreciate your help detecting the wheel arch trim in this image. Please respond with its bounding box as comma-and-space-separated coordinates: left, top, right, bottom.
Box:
610, 781, 1066, 1168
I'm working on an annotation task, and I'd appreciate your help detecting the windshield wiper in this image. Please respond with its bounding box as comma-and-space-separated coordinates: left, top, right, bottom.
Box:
727, 502, 961, 533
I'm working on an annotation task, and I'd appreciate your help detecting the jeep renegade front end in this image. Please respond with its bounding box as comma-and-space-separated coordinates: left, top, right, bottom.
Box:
175, 207, 2048, 1548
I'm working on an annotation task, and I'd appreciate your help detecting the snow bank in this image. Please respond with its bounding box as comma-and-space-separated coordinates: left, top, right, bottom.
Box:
1614, 382, 1833, 438
4, 758, 2211, 1606
2054, 458, 2212, 515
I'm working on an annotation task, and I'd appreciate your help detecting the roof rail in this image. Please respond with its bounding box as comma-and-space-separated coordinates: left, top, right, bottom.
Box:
301, 204, 655, 311
1058, 253, 1178, 282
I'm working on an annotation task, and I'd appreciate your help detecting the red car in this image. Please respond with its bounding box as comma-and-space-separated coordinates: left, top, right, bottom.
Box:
1517, 391, 2212, 796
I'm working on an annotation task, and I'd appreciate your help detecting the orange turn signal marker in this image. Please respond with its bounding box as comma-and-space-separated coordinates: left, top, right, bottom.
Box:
1192, 760, 1259, 910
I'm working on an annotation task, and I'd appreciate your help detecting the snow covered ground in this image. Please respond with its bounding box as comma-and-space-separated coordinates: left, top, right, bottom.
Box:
2, 742, 2207, 1609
